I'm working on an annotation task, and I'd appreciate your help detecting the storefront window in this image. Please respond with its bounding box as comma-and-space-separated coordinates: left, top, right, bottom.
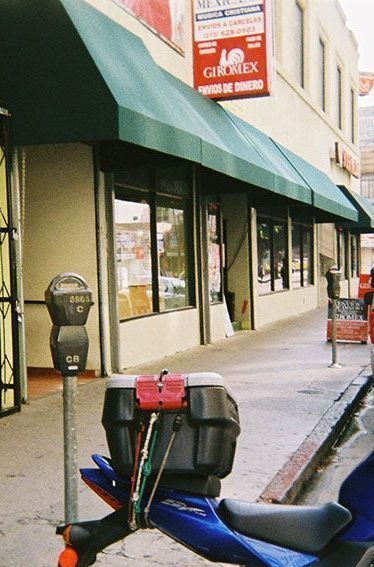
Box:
257, 222, 272, 295
292, 223, 314, 288
257, 220, 288, 294
114, 166, 194, 320
208, 203, 222, 303
292, 224, 302, 288
157, 203, 188, 311
350, 235, 360, 277
337, 229, 346, 279
303, 226, 313, 285
115, 199, 153, 319
273, 224, 288, 291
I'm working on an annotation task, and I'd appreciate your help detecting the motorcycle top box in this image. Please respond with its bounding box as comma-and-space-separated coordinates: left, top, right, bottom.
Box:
102, 372, 240, 492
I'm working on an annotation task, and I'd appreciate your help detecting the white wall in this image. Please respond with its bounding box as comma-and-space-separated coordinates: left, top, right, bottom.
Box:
256, 285, 318, 328
23, 144, 101, 370
222, 0, 359, 181
119, 308, 200, 368
84, 0, 193, 85
210, 303, 229, 343
361, 247, 374, 273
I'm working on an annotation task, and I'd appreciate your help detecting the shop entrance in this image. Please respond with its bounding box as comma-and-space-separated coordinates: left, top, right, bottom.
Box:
0, 111, 20, 416
221, 193, 252, 330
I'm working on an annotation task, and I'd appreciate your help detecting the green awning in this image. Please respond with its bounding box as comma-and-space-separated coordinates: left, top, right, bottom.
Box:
0, 0, 357, 221
338, 187, 374, 232
272, 142, 358, 222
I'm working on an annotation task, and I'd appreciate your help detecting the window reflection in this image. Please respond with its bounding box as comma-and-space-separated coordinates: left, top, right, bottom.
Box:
292, 225, 301, 288
303, 227, 312, 285
273, 224, 288, 291
208, 203, 222, 303
257, 222, 272, 295
157, 205, 187, 311
257, 221, 288, 294
115, 200, 153, 319
292, 223, 313, 288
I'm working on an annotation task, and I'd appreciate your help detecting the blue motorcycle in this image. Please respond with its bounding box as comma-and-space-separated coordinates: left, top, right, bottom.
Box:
56, 372, 374, 567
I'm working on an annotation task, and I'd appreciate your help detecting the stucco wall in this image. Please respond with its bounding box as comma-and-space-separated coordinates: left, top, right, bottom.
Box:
256, 285, 318, 328
84, 0, 193, 85
23, 143, 101, 370
223, 0, 359, 181
119, 308, 200, 368
210, 303, 230, 343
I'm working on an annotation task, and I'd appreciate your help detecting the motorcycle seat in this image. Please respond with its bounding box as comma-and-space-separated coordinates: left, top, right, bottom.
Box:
218, 499, 352, 554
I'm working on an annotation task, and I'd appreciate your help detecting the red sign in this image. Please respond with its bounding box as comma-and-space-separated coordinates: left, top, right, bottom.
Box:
326, 298, 368, 343
112, 0, 185, 52
358, 274, 374, 300
192, 0, 274, 100
334, 142, 360, 178
359, 72, 374, 97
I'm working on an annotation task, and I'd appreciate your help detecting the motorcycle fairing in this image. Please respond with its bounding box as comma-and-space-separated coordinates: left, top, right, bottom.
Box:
81, 456, 317, 567
338, 450, 374, 542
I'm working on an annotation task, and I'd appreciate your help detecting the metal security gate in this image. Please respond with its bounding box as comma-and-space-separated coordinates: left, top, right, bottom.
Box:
0, 109, 20, 415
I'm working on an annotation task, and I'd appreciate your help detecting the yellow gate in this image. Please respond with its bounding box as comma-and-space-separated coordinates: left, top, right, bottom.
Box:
0, 110, 20, 415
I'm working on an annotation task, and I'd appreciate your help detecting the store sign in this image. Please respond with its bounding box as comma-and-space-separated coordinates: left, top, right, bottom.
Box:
359, 72, 374, 97
112, 0, 185, 52
326, 298, 368, 343
358, 273, 374, 300
192, 0, 274, 100
334, 142, 360, 179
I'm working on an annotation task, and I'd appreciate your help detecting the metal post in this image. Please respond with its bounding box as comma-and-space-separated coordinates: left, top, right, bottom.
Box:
329, 299, 341, 369
63, 375, 78, 523
45, 273, 92, 525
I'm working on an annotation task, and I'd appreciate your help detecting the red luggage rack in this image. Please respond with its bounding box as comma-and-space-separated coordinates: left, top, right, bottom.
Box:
135, 373, 188, 411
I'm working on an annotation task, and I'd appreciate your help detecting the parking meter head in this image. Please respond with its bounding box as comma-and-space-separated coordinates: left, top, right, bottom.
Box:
326, 268, 341, 300
50, 325, 89, 376
45, 273, 92, 326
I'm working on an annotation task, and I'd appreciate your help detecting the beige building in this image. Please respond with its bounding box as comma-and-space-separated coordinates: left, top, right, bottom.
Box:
358, 106, 374, 272
0, 0, 366, 412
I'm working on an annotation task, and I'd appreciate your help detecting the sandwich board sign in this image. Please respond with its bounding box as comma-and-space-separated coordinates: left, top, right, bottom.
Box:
327, 298, 368, 343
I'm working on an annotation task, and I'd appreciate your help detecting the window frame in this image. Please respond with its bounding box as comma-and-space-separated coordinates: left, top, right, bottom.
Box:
295, 1, 305, 88
318, 37, 326, 112
207, 199, 224, 304
350, 234, 360, 278
336, 228, 348, 280
336, 65, 343, 130
350, 87, 356, 144
257, 217, 289, 295
291, 222, 314, 288
114, 167, 195, 321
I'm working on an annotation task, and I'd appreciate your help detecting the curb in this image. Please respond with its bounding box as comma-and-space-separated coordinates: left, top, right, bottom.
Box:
258, 368, 373, 505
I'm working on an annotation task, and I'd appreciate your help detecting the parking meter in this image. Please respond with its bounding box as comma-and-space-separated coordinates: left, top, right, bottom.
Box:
326, 267, 341, 300
325, 268, 341, 368
45, 273, 93, 524
45, 273, 92, 377
45, 272, 92, 326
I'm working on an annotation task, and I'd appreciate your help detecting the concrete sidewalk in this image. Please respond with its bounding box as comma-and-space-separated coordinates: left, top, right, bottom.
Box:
0, 308, 372, 567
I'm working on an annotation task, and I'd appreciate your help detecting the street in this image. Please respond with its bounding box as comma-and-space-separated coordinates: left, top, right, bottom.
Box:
298, 387, 374, 505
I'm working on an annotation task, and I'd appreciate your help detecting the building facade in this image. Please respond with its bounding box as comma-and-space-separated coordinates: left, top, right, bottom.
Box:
0, 0, 364, 410
360, 106, 374, 199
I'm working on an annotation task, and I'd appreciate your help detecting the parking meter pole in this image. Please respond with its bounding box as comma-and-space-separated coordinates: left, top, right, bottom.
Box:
326, 268, 342, 369
63, 375, 78, 524
45, 273, 93, 527
330, 299, 340, 368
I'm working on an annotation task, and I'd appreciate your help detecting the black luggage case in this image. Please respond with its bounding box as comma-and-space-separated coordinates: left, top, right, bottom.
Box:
102, 372, 240, 490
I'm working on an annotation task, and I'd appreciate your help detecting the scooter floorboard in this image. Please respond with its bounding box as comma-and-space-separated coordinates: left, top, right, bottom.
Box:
318, 541, 374, 567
